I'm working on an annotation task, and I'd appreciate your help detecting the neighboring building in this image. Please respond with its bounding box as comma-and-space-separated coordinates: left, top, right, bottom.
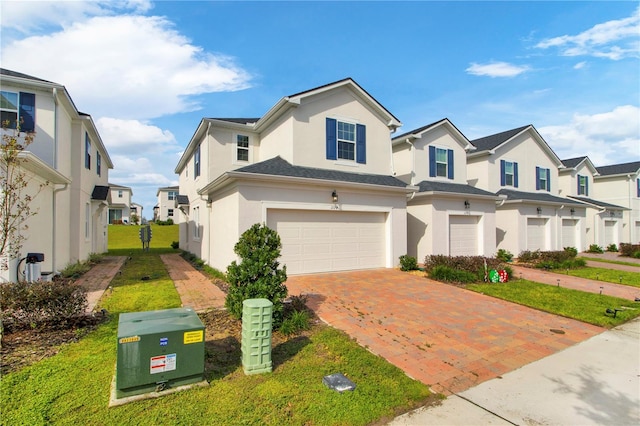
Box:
108, 184, 133, 224
0, 68, 113, 282
559, 156, 627, 248
155, 185, 182, 222
466, 125, 585, 255
175, 78, 413, 275
130, 202, 143, 224
392, 119, 499, 259
592, 161, 640, 244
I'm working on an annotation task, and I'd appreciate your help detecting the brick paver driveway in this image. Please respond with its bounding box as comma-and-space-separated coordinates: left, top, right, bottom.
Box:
286, 269, 604, 395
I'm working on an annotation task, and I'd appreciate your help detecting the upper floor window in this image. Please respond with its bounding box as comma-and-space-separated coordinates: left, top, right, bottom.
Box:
500, 160, 519, 187
577, 174, 588, 196
194, 144, 201, 178
168, 191, 177, 201
325, 118, 366, 164
1, 91, 35, 132
97, 152, 102, 177
118, 190, 123, 198
429, 146, 454, 179
536, 166, 551, 191
85, 132, 91, 170
236, 134, 249, 162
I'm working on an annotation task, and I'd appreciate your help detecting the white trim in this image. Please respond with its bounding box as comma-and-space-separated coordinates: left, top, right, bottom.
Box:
232, 132, 252, 165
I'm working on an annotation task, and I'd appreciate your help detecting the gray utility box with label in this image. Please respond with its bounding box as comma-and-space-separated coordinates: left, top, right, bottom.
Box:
116, 307, 205, 398
241, 298, 273, 375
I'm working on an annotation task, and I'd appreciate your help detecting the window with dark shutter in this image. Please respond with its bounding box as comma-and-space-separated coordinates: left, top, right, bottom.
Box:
19, 92, 35, 132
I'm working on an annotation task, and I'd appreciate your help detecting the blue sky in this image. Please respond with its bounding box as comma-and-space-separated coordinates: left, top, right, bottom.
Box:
1, 1, 639, 216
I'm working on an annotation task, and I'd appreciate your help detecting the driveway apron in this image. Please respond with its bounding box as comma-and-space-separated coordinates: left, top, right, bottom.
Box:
286, 269, 603, 395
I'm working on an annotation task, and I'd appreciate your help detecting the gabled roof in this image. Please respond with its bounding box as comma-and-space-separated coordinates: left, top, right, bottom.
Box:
1, 68, 114, 170
567, 196, 628, 210
560, 156, 599, 175
415, 180, 499, 198
91, 185, 110, 201
391, 118, 475, 151
156, 185, 179, 196
109, 183, 132, 190
468, 125, 563, 167
497, 188, 586, 206
595, 161, 640, 177
176, 78, 401, 173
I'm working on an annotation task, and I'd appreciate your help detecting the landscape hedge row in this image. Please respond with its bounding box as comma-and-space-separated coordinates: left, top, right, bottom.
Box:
424, 255, 511, 283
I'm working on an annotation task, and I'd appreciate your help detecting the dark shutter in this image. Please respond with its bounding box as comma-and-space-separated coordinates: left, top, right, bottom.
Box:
447, 149, 454, 179
356, 124, 366, 164
429, 146, 436, 177
585, 176, 589, 196
500, 160, 506, 186
326, 118, 337, 160
546, 168, 551, 191
577, 174, 581, 194
19, 92, 35, 132
536, 167, 541, 190
514, 162, 519, 188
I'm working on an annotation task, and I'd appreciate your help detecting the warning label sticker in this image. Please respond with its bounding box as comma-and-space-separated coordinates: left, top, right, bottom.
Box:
183, 330, 203, 344
150, 353, 176, 374
119, 336, 140, 344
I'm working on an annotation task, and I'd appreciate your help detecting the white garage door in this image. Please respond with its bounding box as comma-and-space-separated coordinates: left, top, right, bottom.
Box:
449, 215, 479, 256
527, 218, 547, 251
636, 221, 640, 244
267, 209, 386, 275
604, 221, 616, 246
562, 219, 577, 248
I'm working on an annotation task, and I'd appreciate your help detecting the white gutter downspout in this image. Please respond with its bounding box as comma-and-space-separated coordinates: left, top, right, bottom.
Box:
595, 207, 607, 246
52, 183, 68, 275
405, 139, 418, 201
52, 88, 58, 169
389, 130, 396, 176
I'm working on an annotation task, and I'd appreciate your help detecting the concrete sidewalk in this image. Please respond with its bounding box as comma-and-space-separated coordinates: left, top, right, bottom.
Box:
389, 316, 640, 425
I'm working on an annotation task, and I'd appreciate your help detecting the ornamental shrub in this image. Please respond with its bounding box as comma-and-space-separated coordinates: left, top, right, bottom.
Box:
429, 265, 478, 283
225, 223, 288, 327
606, 244, 618, 252
399, 255, 419, 271
587, 244, 604, 254
563, 247, 578, 257
496, 249, 513, 262
619, 243, 640, 257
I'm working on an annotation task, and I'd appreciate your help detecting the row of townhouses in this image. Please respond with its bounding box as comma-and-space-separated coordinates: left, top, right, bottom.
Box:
168, 78, 640, 275
0, 69, 142, 282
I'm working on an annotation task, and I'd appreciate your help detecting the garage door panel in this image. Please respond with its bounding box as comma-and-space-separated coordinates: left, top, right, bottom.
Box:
449, 216, 479, 256
527, 218, 546, 251
562, 219, 577, 248
268, 209, 386, 274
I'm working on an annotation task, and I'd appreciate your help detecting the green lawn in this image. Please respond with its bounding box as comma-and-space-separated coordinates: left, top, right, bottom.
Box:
108, 224, 178, 251
579, 256, 640, 268
554, 266, 640, 288
1, 227, 432, 425
468, 280, 640, 328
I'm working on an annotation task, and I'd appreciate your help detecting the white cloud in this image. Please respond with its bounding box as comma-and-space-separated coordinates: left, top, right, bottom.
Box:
0, 0, 152, 33
0, 14, 252, 119
536, 7, 640, 60
97, 117, 178, 152
538, 105, 640, 166
466, 62, 530, 78
573, 61, 587, 70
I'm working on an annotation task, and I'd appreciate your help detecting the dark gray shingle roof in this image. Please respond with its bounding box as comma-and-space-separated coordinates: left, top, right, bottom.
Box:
596, 161, 640, 176
567, 196, 626, 210
416, 180, 497, 197
235, 156, 408, 188
210, 118, 261, 125
176, 195, 189, 205
497, 188, 586, 206
470, 125, 530, 152
0, 68, 56, 84
91, 185, 110, 201
561, 156, 588, 168
392, 119, 448, 141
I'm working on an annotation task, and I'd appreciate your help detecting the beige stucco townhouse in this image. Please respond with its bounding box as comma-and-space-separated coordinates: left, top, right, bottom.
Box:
108, 183, 133, 224
466, 125, 586, 256
391, 119, 500, 259
559, 156, 628, 249
175, 78, 415, 274
592, 161, 640, 244
155, 185, 183, 222
1, 68, 113, 282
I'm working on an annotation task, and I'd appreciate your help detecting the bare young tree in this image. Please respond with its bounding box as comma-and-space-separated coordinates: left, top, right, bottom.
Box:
0, 120, 48, 272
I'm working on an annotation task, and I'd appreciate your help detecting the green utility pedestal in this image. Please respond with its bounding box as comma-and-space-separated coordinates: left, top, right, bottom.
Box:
241, 298, 273, 375
115, 307, 205, 399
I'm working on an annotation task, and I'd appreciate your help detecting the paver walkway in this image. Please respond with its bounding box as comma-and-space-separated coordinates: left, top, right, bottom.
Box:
74, 256, 126, 313
511, 265, 640, 301
160, 253, 226, 311
286, 269, 604, 395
